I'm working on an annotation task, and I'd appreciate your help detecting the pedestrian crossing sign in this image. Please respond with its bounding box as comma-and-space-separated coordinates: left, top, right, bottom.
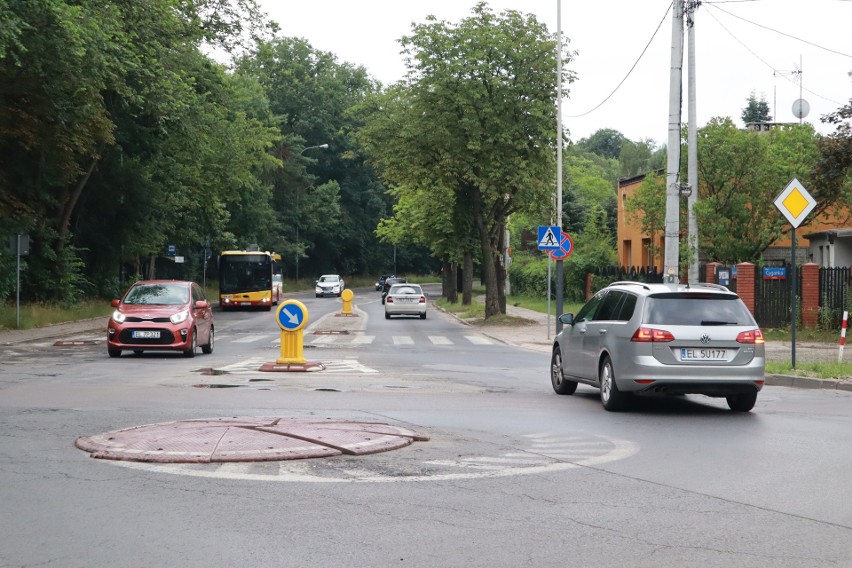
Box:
537, 226, 562, 250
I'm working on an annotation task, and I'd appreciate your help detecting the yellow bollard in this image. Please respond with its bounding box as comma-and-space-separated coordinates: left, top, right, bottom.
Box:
341, 289, 354, 315
275, 300, 308, 364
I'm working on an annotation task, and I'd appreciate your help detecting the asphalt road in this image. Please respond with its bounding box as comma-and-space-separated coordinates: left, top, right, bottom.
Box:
1, 287, 851, 567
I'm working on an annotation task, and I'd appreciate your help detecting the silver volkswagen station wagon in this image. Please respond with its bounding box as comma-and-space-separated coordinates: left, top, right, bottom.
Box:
550, 281, 766, 412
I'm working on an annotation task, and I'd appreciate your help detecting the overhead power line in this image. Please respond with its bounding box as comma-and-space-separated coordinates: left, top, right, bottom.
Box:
703, 4, 846, 106
566, 2, 673, 118
705, 2, 852, 58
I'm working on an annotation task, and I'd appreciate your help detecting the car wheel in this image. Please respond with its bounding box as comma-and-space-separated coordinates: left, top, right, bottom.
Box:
385, 312, 391, 320
201, 326, 214, 354
420, 312, 426, 320
183, 328, 197, 358
599, 355, 629, 411
550, 347, 577, 395
726, 392, 757, 412
108, 348, 121, 358
133, 350, 143, 356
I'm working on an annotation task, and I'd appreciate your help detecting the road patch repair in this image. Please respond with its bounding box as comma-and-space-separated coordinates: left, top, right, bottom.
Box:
75, 417, 429, 463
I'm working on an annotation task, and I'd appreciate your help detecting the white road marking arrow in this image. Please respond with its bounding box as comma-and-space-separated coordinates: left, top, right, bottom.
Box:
283, 308, 300, 325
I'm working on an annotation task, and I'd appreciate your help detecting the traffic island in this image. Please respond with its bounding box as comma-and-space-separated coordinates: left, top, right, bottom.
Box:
75, 417, 430, 463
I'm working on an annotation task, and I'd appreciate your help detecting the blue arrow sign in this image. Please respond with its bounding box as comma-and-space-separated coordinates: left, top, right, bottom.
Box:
277, 301, 307, 331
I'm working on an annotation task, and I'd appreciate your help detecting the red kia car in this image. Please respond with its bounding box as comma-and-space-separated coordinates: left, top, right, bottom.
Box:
107, 280, 214, 358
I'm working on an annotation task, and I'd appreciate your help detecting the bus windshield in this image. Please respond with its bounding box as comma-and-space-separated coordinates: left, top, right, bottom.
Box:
219, 254, 272, 294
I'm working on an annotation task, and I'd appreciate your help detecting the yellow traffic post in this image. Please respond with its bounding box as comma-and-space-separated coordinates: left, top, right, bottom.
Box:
340, 289, 354, 315
275, 300, 308, 364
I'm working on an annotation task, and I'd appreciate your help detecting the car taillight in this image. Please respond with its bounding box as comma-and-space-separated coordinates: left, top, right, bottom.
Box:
736, 329, 765, 344
419, 296, 426, 303
386, 297, 394, 303
631, 327, 675, 342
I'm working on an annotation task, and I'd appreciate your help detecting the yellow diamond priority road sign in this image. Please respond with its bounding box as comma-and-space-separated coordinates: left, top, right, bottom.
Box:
774, 178, 816, 229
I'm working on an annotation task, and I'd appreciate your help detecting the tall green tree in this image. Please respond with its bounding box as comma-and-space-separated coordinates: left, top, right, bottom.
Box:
237, 37, 387, 277
815, 89, 852, 210
358, 3, 575, 318
0, 0, 271, 300
742, 91, 772, 125
577, 128, 626, 160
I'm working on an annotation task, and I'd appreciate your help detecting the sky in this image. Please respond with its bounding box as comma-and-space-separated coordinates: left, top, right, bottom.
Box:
256, 0, 852, 145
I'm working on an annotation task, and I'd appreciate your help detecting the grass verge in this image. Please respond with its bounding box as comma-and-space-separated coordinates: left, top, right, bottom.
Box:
0, 300, 112, 331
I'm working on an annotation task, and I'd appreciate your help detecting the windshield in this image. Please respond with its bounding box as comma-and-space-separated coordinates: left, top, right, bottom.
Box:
320, 276, 339, 283
123, 284, 189, 305
220, 254, 271, 294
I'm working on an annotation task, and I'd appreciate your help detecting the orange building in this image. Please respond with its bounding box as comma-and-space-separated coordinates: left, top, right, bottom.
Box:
617, 172, 852, 270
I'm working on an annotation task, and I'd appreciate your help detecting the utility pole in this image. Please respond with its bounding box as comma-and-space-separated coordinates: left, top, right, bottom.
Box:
664, 0, 684, 285
555, 0, 565, 332
686, 1, 699, 283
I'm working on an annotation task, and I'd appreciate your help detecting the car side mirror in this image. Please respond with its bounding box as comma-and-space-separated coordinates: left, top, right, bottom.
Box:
195, 300, 209, 309
111, 299, 120, 308
559, 313, 575, 325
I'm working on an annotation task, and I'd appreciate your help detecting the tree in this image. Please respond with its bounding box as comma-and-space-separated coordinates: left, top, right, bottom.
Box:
0, 0, 272, 301
358, 3, 575, 318
815, 82, 852, 211
741, 91, 772, 125
237, 36, 388, 277
577, 128, 626, 160
695, 118, 827, 263
619, 138, 665, 178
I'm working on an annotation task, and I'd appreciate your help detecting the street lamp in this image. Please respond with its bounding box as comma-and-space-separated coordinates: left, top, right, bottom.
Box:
299, 143, 328, 155
295, 143, 329, 281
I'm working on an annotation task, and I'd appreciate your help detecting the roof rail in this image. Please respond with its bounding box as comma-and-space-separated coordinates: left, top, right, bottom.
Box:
691, 282, 731, 291
608, 281, 651, 290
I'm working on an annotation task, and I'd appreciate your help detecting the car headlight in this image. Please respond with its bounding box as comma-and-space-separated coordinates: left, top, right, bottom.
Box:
170, 310, 189, 325
112, 310, 126, 324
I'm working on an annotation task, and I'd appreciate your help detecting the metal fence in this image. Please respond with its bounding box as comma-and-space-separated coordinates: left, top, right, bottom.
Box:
598, 265, 852, 329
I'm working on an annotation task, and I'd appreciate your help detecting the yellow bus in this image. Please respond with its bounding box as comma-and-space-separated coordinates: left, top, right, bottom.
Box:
218, 249, 282, 310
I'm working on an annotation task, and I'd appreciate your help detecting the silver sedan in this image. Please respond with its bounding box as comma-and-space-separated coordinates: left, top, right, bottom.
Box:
384, 284, 427, 319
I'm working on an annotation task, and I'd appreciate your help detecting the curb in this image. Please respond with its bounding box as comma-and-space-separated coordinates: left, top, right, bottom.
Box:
766, 374, 852, 392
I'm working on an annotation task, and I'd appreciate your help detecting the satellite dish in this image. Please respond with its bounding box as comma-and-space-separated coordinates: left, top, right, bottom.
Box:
792, 99, 810, 119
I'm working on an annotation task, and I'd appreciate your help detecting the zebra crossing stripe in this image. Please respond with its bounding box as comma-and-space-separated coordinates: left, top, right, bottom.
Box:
351, 336, 375, 344
232, 335, 268, 344
392, 336, 414, 345
428, 336, 452, 345
465, 335, 493, 345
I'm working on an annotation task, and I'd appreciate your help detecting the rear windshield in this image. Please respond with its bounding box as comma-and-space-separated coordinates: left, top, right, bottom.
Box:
644, 293, 755, 326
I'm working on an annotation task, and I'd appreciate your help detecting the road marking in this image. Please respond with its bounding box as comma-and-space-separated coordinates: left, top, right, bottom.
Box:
393, 336, 414, 345
232, 334, 268, 344
465, 335, 493, 345
351, 336, 375, 345
105, 434, 639, 483
428, 336, 452, 345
